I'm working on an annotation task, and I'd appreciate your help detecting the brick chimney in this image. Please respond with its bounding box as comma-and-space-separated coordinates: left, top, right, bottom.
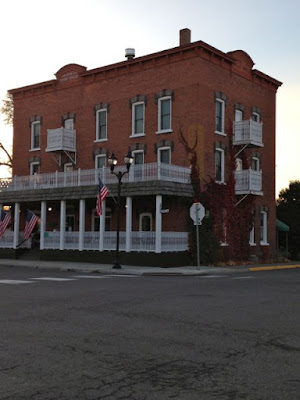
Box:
180, 28, 191, 46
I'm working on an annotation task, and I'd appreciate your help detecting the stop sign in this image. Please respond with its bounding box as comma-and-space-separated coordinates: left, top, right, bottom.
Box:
190, 202, 205, 225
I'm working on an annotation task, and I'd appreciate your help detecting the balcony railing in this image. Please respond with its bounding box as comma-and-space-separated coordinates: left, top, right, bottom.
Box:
233, 120, 263, 147
235, 169, 263, 195
0, 163, 191, 192
46, 128, 76, 152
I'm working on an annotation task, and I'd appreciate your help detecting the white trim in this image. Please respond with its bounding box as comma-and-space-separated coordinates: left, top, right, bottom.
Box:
64, 163, 73, 172
249, 225, 256, 246
157, 146, 171, 164
31, 121, 41, 150
215, 98, 225, 135
132, 149, 144, 164
260, 210, 268, 245
95, 154, 107, 169
96, 109, 107, 141
30, 161, 40, 175
215, 147, 225, 183
252, 111, 261, 123
158, 96, 172, 132
132, 102, 145, 136
235, 109, 243, 122
94, 139, 108, 143
251, 156, 260, 171
64, 118, 74, 130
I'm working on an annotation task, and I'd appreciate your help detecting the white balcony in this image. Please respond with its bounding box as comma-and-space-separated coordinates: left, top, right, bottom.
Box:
0, 163, 191, 192
46, 128, 76, 152
235, 169, 263, 195
233, 120, 263, 147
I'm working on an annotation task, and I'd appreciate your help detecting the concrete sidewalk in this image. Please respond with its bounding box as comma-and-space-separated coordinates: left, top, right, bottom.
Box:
0, 258, 299, 276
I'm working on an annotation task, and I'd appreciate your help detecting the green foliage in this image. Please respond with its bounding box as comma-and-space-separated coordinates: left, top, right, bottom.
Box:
277, 180, 300, 260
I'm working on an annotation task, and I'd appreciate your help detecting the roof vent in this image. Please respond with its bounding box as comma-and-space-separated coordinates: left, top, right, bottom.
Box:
125, 48, 135, 60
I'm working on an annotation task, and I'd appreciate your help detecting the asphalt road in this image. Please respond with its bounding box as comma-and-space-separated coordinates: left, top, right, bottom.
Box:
0, 266, 299, 400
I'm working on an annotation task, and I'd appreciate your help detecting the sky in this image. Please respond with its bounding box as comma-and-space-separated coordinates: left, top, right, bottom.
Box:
0, 0, 299, 196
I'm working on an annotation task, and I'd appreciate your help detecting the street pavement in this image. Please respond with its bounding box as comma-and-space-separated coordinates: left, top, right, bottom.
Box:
0, 258, 299, 275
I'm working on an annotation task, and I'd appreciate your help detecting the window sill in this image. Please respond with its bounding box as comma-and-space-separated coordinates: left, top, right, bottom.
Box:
129, 133, 145, 138
220, 242, 228, 247
215, 131, 226, 136
94, 139, 108, 143
30, 148, 41, 152
249, 243, 257, 246
215, 181, 226, 185
156, 129, 173, 135
260, 242, 269, 246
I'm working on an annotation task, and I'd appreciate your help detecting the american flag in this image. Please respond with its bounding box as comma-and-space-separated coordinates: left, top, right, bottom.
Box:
24, 210, 39, 240
96, 179, 109, 216
0, 209, 11, 238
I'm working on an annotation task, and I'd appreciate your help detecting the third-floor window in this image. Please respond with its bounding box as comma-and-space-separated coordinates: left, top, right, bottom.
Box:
96, 109, 107, 141
31, 121, 41, 150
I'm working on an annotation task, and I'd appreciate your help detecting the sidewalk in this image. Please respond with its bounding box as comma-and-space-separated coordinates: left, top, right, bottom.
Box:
0, 258, 299, 276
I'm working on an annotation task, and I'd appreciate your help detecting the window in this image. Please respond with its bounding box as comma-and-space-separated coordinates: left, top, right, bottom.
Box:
96, 109, 107, 141
158, 97, 172, 132
64, 163, 73, 172
30, 161, 40, 175
252, 112, 261, 123
64, 118, 74, 130
139, 213, 152, 231
251, 156, 260, 171
215, 148, 225, 183
133, 150, 144, 165
31, 121, 41, 150
92, 208, 112, 231
260, 211, 268, 244
235, 109, 243, 122
95, 154, 106, 169
132, 102, 145, 136
249, 226, 255, 245
235, 157, 243, 171
158, 147, 171, 164
215, 99, 225, 134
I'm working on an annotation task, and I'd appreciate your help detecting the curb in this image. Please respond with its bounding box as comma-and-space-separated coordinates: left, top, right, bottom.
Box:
249, 265, 300, 272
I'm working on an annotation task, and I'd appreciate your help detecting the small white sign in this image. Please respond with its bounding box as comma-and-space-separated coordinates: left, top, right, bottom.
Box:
190, 202, 205, 225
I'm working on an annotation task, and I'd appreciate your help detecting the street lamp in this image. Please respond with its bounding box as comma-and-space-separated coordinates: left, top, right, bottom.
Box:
108, 151, 133, 269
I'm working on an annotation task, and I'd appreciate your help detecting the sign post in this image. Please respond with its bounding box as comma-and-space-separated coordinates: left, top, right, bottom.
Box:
190, 202, 205, 269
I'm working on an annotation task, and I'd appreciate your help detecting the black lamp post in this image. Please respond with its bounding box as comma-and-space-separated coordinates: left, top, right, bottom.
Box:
108, 151, 133, 269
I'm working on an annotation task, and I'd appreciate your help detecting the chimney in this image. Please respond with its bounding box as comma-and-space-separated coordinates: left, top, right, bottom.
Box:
180, 28, 191, 46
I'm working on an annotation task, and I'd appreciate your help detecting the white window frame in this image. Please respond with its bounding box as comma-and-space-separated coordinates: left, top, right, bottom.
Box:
95, 109, 107, 142
157, 146, 171, 165
64, 163, 73, 172
215, 98, 225, 135
251, 156, 260, 171
215, 148, 225, 183
139, 213, 152, 232
157, 96, 172, 134
30, 161, 40, 176
252, 112, 261, 123
95, 154, 107, 170
131, 102, 145, 137
260, 211, 268, 245
64, 118, 74, 130
235, 157, 243, 171
132, 149, 144, 165
31, 121, 41, 151
235, 109, 243, 122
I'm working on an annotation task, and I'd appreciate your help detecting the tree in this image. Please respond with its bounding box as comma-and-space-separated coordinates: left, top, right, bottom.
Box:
277, 180, 300, 260
0, 92, 13, 171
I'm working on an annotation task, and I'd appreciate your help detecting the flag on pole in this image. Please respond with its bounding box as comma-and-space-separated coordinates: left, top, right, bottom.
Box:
0, 209, 11, 238
24, 210, 39, 240
96, 178, 109, 216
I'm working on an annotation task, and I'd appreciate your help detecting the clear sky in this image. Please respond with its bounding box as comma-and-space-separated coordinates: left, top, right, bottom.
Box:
0, 0, 299, 196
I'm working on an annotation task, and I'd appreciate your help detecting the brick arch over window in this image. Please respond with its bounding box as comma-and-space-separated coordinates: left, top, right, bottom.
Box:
129, 143, 147, 154
154, 140, 174, 154
129, 95, 147, 108
94, 102, 110, 114
154, 89, 174, 103
93, 147, 108, 158
28, 156, 41, 166
29, 115, 42, 126
62, 112, 76, 124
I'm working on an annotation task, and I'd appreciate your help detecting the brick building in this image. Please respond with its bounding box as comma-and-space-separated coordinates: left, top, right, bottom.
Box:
0, 29, 281, 265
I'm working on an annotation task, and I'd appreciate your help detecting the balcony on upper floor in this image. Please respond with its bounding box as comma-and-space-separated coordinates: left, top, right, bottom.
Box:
235, 169, 263, 196
46, 128, 76, 153
233, 120, 263, 147
0, 163, 191, 193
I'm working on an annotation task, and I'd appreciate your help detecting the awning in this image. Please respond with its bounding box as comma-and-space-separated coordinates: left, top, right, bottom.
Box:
276, 219, 290, 232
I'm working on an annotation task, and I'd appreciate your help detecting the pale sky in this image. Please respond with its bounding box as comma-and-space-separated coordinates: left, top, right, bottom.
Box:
0, 0, 299, 196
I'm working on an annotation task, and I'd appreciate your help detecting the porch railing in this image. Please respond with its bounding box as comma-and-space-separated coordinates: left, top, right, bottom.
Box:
235, 169, 262, 194
0, 163, 191, 192
233, 120, 263, 147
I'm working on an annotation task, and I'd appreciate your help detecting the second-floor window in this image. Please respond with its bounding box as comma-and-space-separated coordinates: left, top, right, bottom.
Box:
158, 97, 172, 132
251, 156, 260, 171
215, 99, 225, 134
95, 154, 106, 169
215, 148, 225, 183
30, 161, 40, 175
64, 118, 74, 130
31, 121, 41, 150
260, 211, 268, 245
132, 102, 145, 136
96, 109, 107, 141
158, 147, 171, 164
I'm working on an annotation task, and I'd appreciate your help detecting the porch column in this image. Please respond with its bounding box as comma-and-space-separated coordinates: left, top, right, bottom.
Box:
60, 200, 66, 250
13, 202, 20, 249
40, 201, 46, 250
126, 196, 132, 252
155, 195, 162, 253
79, 199, 85, 251
99, 199, 106, 251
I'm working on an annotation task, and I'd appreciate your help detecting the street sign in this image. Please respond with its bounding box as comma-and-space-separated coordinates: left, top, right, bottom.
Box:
190, 202, 205, 225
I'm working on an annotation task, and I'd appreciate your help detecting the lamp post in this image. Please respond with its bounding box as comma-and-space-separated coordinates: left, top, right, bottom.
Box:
108, 151, 133, 269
